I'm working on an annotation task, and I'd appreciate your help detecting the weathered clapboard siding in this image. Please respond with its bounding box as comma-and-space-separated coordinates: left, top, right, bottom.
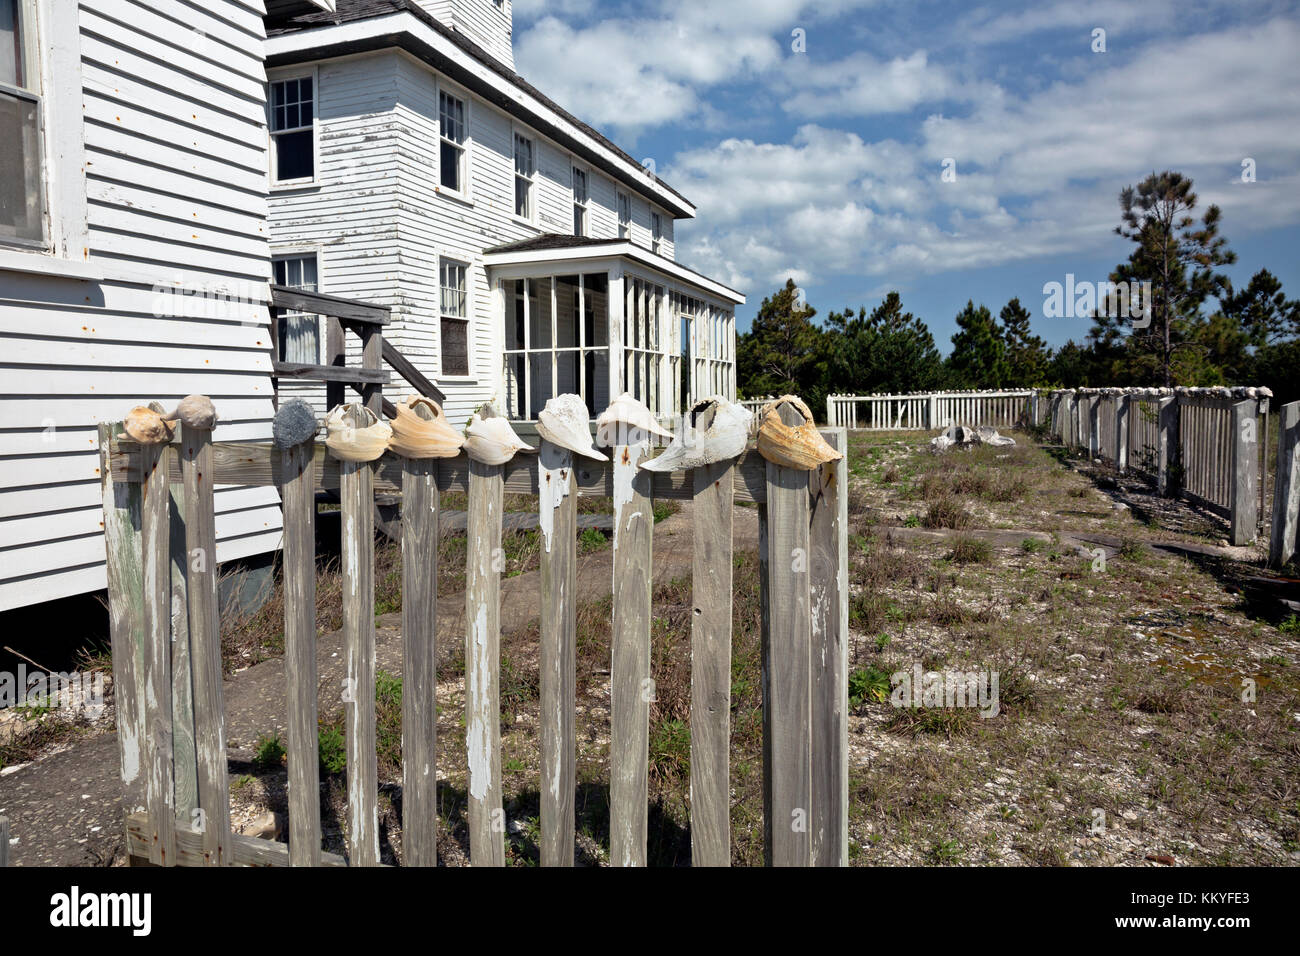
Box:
424, 0, 514, 70
268, 44, 682, 427
0, 0, 280, 611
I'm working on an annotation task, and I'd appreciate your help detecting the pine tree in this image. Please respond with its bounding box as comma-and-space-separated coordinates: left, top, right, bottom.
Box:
946, 301, 1008, 387
998, 297, 1051, 386
736, 278, 828, 410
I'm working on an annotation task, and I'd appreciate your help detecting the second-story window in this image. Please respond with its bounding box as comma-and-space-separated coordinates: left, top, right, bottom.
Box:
439, 259, 469, 376
1, 0, 42, 245
571, 166, 587, 236
651, 211, 663, 254
438, 90, 466, 193
270, 74, 315, 183
617, 192, 630, 239
513, 132, 533, 220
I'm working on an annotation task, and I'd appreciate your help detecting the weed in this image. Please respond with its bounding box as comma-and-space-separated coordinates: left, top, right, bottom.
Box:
948, 535, 992, 564
849, 666, 894, 710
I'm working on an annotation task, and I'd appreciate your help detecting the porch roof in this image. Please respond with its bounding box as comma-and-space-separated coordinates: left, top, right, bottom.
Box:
482, 235, 746, 306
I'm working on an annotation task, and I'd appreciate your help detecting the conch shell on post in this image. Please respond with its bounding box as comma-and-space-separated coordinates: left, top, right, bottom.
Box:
640, 396, 751, 472
324, 402, 392, 463
119, 405, 174, 444
595, 391, 674, 448
755, 394, 843, 470
536, 393, 607, 461
386, 395, 464, 459
164, 394, 218, 431
464, 402, 533, 465
271, 399, 319, 448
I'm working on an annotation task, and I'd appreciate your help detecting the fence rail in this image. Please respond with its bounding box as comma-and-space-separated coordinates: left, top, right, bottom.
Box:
824, 391, 1037, 431
100, 393, 849, 867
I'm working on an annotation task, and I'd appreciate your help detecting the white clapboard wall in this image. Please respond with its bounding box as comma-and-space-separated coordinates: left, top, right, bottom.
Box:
0, 0, 281, 611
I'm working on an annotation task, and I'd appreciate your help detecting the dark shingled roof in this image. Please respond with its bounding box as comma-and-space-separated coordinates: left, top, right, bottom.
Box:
484, 234, 744, 300
266, 0, 693, 212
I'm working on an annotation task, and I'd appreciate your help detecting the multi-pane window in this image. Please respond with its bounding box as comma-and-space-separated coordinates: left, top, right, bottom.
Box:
502, 274, 609, 419
617, 193, 630, 239
1, 0, 42, 244
438, 90, 466, 193
439, 259, 469, 376
651, 211, 663, 254
272, 255, 321, 364
513, 132, 533, 220
270, 75, 314, 183
571, 166, 588, 236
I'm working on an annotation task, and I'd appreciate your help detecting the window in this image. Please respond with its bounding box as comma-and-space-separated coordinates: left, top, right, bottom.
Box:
502, 274, 608, 420
439, 259, 470, 376
651, 211, 663, 254
513, 132, 533, 220
617, 192, 630, 239
438, 90, 466, 193
270, 74, 314, 183
1, 0, 42, 245
273, 254, 321, 364
571, 166, 588, 236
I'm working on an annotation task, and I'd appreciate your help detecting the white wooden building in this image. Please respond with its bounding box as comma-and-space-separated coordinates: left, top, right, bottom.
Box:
264, 0, 743, 429
0, 0, 338, 611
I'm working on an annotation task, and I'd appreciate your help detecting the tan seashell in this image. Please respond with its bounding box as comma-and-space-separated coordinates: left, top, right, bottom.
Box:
536, 393, 607, 461
595, 392, 674, 446
464, 405, 533, 465
164, 394, 218, 430
386, 395, 464, 459
120, 405, 174, 444
756, 395, 843, 470
640, 396, 751, 472
325, 403, 392, 463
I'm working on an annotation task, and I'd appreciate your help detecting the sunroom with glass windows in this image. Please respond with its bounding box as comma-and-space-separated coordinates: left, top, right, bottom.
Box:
483, 236, 743, 426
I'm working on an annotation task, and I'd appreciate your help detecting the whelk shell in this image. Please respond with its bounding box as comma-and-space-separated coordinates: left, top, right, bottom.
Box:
755, 395, 843, 470
536, 393, 607, 461
640, 396, 751, 472
119, 405, 174, 445
387, 395, 464, 459
164, 394, 218, 430
595, 392, 674, 446
325, 403, 392, 463
464, 404, 533, 465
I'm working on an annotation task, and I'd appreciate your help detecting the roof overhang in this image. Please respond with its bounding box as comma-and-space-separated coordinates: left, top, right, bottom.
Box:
266, 0, 336, 16
482, 241, 745, 305
265, 13, 696, 220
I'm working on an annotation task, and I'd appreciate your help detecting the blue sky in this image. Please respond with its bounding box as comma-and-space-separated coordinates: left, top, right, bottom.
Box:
511, 0, 1300, 354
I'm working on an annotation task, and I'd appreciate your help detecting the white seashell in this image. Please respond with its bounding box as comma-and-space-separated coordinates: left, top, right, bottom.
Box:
387, 395, 464, 459
536, 393, 606, 461
325, 403, 392, 463
595, 391, 674, 446
464, 406, 533, 465
640, 396, 752, 472
164, 394, 218, 430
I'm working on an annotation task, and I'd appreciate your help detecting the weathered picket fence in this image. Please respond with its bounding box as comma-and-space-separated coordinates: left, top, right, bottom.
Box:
1048, 387, 1270, 546
99, 395, 849, 867
825, 390, 1038, 431
1271, 401, 1300, 568
0, 815, 9, 868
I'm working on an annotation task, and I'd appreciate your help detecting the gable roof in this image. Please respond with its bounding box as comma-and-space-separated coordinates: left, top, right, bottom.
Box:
266, 0, 695, 218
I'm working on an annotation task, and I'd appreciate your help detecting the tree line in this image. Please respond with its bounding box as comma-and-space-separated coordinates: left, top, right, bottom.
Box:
736, 171, 1300, 415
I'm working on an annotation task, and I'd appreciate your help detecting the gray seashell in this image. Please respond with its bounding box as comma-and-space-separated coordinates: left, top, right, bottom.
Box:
272, 399, 319, 448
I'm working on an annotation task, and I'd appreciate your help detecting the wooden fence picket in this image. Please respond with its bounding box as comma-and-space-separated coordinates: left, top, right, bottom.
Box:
139, 435, 175, 866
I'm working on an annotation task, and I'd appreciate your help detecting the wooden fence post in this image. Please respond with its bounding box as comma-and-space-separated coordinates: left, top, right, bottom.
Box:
400, 405, 441, 868
139, 435, 175, 866
761, 401, 813, 867
1115, 394, 1129, 472
538, 440, 577, 867
180, 419, 232, 866
466, 455, 506, 866
0, 815, 8, 868
281, 434, 321, 867
689, 408, 734, 867
1270, 401, 1300, 567
809, 428, 848, 866
1230, 398, 1259, 546
610, 435, 654, 867
167, 483, 198, 826
340, 406, 379, 866
1158, 397, 1177, 495
99, 423, 148, 848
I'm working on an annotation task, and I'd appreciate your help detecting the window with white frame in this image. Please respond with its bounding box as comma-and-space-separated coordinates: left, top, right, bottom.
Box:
571, 166, 587, 237
272, 254, 321, 364
616, 192, 630, 239
438, 90, 467, 193
513, 132, 533, 220
1, 0, 42, 245
439, 258, 470, 376
651, 211, 663, 254
270, 74, 314, 183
